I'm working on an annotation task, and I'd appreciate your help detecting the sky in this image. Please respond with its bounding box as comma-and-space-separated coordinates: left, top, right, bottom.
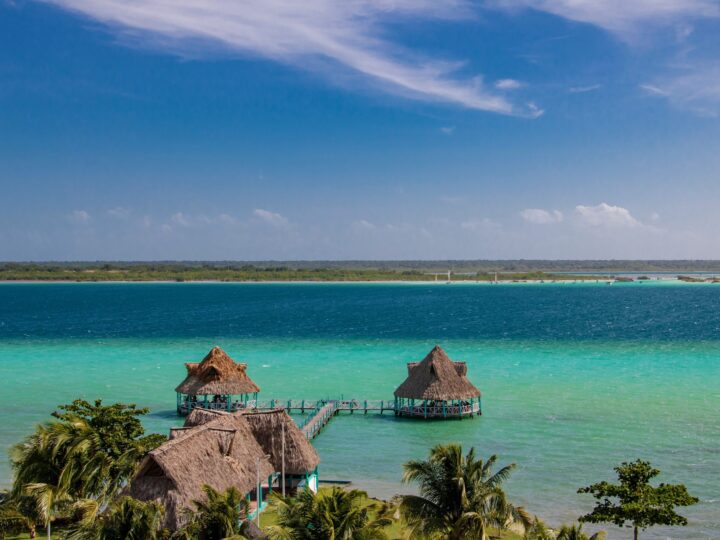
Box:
1, 0, 720, 260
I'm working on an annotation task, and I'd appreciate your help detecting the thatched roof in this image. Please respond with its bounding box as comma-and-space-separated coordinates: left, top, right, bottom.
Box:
175, 346, 261, 395
183, 408, 320, 476
128, 413, 274, 530
394, 345, 481, 400
243, 409, 320, 476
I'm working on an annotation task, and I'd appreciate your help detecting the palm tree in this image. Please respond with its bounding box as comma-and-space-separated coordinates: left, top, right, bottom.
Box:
10, 407, 162, 536
66, 496, 165, 540
523, 517, 553, 540
177, 485, 250, 540
265, 487, 393, 540
399, 444, 532, 540
556, 524, 605, 540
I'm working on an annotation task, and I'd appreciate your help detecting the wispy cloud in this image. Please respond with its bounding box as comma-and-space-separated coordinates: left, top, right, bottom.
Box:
253, 208, 289, 227
489, 0, 718, 35
107, 206, 131, 219
641, 63, 720, 116
520, 208, 563, 224
44, 0, 540, 116
568, 84, 601, 94
68, 210, 91, 224
495, 78, 522, 89
440, 126, 456, 135
351, 219, 376, 232
461, 217, 500, 232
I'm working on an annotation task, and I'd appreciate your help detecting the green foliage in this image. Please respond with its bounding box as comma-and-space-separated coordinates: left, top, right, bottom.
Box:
65, 496, 166, 540
0, 262, 600, 282
176, 485, 249, 540
51, 399, 167, 461
523, 517, 553, 540
9, 400, 166, 533
555, 523, 606, 540
265, 487, 392, 540
0, 493, 39, 538
578, 460, 698, 539
399, 444, 531, 540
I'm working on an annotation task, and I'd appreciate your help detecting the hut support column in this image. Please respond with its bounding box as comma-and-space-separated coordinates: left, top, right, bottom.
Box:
424, 400, 427, 419
176, 393, 181, 413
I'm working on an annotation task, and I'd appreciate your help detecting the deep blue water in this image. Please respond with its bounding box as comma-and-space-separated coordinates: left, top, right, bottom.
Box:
2, 282, 720, 340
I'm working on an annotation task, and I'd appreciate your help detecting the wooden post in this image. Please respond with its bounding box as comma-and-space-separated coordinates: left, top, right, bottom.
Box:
227, 395, 232, 412
424, 400, 427, 419
442, 400, 446, 418
281, 422, 286, 497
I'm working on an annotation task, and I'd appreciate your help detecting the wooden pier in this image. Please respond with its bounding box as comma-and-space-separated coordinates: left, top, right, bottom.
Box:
179, 397, 480, 440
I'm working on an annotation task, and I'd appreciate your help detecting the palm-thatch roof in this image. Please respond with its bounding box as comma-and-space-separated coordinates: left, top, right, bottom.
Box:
128, 413, 274, 530
183, 408, 320, 476
175, 346, 260, 395
394, 345, 481, 401
243, 409, 320, 476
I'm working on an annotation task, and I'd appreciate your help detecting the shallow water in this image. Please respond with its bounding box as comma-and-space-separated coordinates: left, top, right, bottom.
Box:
0, 282, 718, 538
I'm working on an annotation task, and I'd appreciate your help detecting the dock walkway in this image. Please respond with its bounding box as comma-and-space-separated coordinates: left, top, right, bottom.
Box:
179, 398, 480, 439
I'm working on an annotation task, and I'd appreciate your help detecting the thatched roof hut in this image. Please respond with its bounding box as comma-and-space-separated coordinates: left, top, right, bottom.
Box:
175, 346, 260, 396
394, 345, 481, 401
243, 409, 320, 476
129, 413, 274, 529
182, 408, 320, 477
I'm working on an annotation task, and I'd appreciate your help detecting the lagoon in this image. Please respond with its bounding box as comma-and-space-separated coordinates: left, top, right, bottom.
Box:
0, 282, 718, 538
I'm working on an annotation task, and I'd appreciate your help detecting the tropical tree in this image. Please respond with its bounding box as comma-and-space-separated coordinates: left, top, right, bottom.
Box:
555, 523, 605, 540
176, 485, 250, 540
265, 487, 393, 540
65, 496, 165, 540
523, 517, 553, 540
9, 399, 166, 536
0, 492, 41, 538
399, 444, 532, 540
578, 460, 698, 540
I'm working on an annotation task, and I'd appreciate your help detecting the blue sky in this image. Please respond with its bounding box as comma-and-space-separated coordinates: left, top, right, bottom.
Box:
1, 0, 720, 260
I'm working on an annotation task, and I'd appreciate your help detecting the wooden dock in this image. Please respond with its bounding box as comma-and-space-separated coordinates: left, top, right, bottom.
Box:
179, 398, 480, 439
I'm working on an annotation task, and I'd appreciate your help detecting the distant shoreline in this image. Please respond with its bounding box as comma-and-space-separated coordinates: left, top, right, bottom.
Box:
0, 278, 716, 285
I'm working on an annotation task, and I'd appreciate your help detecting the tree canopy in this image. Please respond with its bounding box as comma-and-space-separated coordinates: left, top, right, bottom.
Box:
578, 460, 698, 540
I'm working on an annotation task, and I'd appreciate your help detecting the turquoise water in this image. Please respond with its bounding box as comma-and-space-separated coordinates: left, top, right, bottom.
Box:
1, 283, 719, 538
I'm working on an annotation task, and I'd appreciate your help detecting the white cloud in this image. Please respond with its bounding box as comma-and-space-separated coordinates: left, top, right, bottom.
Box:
495, 78, 522, 89
218, 213, 237, 225
574, 203, 641, 228
640, 84, 670, 96
568, 84, 601, 93
520, 208, 563, 224
43, 0, 541, 116
351, 219, 376, 231
488, 0, 718, 35
253, 208, 289, 227
461, 217, 500, 231
170, 212, 191, 227
440, 126, 456, 135
107, 206, 131, 219
641, 63, 720, 116
68, 210, 91, 224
